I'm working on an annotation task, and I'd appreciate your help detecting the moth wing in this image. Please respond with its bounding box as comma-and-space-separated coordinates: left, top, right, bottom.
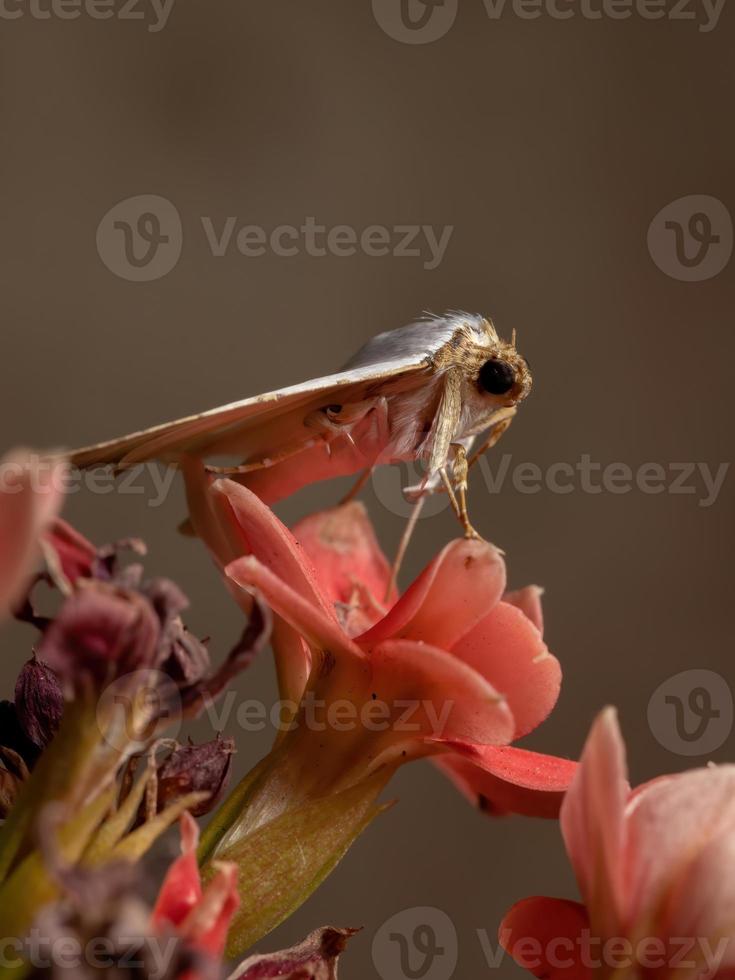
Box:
69, 353, 430, 470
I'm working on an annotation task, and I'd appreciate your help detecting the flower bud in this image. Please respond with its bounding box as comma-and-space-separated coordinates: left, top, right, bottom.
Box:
14, 655, 63, 749
153, 736, 235, 818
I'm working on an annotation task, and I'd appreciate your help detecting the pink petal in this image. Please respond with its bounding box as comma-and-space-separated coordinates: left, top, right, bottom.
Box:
183, 460, 339, 702
623, 764, 735, 938
270, 618, 313, 709
451, 601, 561, 740
153, 813, 239, 957
0, 452, 66, 618
225, 555, 368, 673
560, 707, 629, 938
500, 896, 591, 980
504, 585, 544, 635
292, 502, 397, 636
152, 812, 204, 928
211, 480, 336, 621
180, 859, 240, 957
433, 742, 577, 818
368, 638, 515, 751
655, 828, 735, 973
41, 518, 97, 589
357, 538, 506, 652
182, 457, 248, 574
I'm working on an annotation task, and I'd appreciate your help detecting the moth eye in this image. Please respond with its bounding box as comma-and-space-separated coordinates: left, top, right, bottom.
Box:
478, 359, 516, 396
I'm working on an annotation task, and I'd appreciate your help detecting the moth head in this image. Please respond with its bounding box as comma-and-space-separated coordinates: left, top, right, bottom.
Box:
476, 331, 532, 406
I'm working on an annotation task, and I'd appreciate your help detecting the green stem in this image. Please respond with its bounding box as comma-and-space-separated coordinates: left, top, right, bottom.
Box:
0, 698, 103, 881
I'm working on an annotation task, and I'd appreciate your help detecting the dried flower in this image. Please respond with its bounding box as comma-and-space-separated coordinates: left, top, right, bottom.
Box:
147, 736, 235, 819
228, 926, 359, 980
38, 583, 162, 694
14, 655, 64, 749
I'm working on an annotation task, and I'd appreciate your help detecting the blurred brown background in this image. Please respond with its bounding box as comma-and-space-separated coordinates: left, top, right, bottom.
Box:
1, 1, 734, 976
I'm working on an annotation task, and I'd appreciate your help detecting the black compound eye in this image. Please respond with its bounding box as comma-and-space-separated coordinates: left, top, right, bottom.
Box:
478, 358, 516, 395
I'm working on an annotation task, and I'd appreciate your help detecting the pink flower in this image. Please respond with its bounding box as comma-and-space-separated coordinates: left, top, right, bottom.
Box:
500, 708, 735, 980
0, 451, 66, 619
153, 812, 239, 959
184, 461, 575, 819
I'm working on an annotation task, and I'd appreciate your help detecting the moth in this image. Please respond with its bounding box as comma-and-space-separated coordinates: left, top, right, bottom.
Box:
70, 312, 532, 537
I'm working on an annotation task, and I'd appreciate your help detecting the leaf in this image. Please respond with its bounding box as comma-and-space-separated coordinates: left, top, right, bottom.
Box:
82, 767, 153, 863
105, 790, 209, 862
209, 769, 393, 957
0, 699, 104, 881
197, 754, 271, 866
0, 785, 115, 943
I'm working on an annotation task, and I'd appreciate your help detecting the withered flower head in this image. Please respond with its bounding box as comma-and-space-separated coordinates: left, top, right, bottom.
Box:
149, 736, 235, 819
37, 583, 161, 694
42, 518, 146, 593
1, 659, 62, 814
143, 578, 211, 687
30, 858, 216, 980
24, 518, 270, 730
228, 926, 360, 980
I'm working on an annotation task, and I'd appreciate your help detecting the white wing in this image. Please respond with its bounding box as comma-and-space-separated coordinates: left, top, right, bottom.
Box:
69, 314, 478, 470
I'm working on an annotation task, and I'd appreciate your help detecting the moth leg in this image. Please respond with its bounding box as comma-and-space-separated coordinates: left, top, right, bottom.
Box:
439, 467, 462, 519
467, 408, 516, 469
204, 439, 318, 476
385, 496, 425, 602
340, 467, 373, 505
452, 444, 480, 540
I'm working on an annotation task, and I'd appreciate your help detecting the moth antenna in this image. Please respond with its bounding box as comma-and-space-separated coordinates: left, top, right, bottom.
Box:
511, 327, 517, 347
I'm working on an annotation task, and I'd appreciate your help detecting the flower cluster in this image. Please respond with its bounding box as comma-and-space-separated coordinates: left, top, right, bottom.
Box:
1, 446, 733, 980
